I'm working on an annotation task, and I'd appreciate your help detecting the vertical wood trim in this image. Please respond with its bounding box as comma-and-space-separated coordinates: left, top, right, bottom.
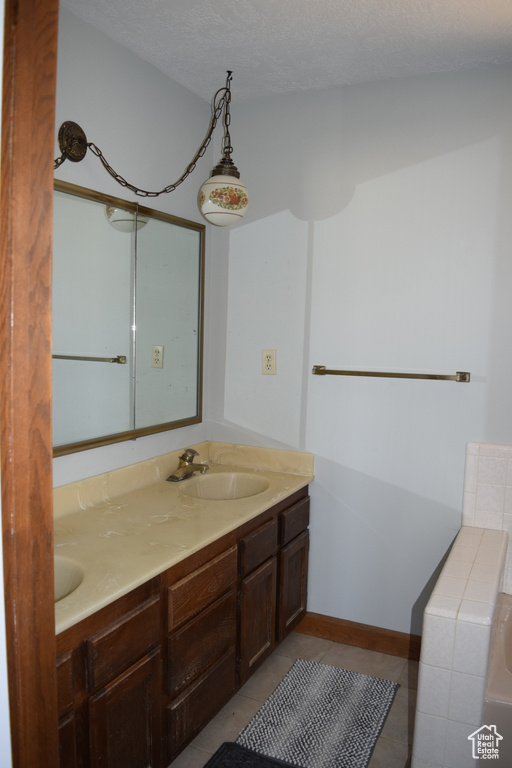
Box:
1, 1, 60, 766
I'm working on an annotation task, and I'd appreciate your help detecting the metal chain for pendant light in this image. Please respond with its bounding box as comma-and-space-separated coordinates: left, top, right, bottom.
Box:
221, 79, 233, 159
54, 71, 234, 198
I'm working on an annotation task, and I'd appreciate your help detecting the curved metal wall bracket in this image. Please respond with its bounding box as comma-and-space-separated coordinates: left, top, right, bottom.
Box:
57, 121, 88, 163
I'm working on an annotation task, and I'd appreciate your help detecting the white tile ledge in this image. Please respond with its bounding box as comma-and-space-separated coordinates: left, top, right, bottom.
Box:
425, 526, 508, 625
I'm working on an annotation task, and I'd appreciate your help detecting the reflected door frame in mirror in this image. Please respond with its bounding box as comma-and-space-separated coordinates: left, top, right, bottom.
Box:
53, 180, 205, 456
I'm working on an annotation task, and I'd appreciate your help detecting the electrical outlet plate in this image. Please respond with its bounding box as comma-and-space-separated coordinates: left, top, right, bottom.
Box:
151, 345, 164, 368
262, 349, 276, 375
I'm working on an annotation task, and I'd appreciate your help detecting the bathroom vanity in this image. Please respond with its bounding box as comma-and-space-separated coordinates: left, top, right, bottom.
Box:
54, 443, 313, 768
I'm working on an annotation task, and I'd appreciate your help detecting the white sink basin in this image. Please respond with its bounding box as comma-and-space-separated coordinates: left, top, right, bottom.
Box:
183, 472, 269, 500
54, 556, 84, 602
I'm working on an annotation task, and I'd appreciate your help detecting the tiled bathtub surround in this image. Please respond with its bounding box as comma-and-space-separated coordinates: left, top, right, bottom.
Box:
412, 527, 508, 767
462, 441, 512, 593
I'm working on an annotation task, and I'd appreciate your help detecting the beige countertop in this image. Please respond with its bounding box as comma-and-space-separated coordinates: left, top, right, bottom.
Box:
54, 442, 314, 635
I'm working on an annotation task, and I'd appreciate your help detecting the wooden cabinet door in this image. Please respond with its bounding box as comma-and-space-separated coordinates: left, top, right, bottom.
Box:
278, 530, 309, 641
239, 557, 277, 685
89, 649, 161, 768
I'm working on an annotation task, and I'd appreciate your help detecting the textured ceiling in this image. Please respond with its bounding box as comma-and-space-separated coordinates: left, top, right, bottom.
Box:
61, 0, 512, 102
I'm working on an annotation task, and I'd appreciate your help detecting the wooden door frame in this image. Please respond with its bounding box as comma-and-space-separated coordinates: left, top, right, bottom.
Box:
1, 0, 60, 765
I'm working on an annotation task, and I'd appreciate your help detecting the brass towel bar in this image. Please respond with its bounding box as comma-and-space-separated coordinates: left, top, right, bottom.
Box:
312, 366, 470, 383
53, 354, 127, 364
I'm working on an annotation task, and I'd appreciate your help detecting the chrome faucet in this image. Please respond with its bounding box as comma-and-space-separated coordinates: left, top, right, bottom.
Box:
166, 448, 209, 482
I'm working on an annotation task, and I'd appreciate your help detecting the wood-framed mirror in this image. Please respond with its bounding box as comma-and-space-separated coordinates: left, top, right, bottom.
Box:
52, 180, 205, 456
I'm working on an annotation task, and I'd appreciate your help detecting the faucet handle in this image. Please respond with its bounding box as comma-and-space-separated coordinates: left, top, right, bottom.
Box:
179, 448, 199, 464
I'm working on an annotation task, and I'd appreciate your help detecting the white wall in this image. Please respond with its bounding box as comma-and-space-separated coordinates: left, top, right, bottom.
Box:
53, 8, 214, 485
211, 66, 512, 635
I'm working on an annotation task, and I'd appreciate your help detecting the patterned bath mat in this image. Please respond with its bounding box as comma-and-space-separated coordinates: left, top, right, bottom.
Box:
204, 742, 296, 768
236, 658, 399, 768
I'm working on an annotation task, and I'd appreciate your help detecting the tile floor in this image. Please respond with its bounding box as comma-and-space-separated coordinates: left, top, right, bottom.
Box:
171, 631, 418, 768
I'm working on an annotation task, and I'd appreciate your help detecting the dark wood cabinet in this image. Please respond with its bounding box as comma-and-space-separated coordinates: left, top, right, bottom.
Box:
277, 495, 310, 640
166, 651, 236, 761
89, 649, 161, 768
166, 548, 238, 760
57, 585, 162, 768
86, 595, 162, 768
239, 517, 278, 684
56, 486, 310, 768
239, 495, 310, 682
168, 589, 237, 697
240, 557, 277, 684
278, 530, 309, 640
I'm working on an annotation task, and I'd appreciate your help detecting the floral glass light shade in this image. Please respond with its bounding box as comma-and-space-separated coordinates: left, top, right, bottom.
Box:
198, 157, 249, 227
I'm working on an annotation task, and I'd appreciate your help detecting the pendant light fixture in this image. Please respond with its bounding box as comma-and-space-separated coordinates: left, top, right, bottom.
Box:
197, 73, 249, 226
54, 71, 248, 227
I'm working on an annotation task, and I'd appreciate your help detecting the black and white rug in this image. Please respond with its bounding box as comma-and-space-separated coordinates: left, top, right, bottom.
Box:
204, 742, 296, 768
236, 658, 399, 768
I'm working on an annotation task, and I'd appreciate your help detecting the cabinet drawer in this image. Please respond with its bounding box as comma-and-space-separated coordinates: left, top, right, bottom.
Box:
86, 595, 160, 691
240, 518, 278, 576
168, 546, 237, 630
168, 589, 237, 697
167, 651, 236, 761
280, 497, 310, 545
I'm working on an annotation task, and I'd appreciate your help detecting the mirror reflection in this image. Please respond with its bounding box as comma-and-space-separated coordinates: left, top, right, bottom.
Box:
52, 181, 204, 455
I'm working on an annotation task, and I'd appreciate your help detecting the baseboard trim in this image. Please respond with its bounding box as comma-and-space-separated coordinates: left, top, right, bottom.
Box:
296, 612, 421, 661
